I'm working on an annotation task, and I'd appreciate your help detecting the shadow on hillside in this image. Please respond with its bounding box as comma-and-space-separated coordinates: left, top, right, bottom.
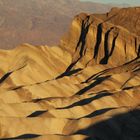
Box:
56, 68, 82, 79
27, 110, 47, 117
76, 15, 91, 58
80, 107, 116, 119
0, 72, 12, 84
75, 108, 140, 140
0, 134, 40, 140
100, 27, 118, 64
94, 23, 102, 59
57, 90, 112, 110
76, 75, 110, 95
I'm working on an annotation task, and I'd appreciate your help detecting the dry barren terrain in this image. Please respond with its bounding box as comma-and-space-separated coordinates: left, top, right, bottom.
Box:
0, 7, 140, 140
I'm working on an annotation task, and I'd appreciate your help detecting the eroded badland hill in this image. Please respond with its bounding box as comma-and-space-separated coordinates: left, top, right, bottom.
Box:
0, 7, 140, 140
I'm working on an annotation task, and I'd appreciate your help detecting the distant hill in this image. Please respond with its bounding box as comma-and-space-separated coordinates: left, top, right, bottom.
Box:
0, 0, 113, 49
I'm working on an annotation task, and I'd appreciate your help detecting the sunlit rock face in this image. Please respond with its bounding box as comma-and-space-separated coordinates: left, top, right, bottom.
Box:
0, 7, 140, 140
61, 7, 140, 67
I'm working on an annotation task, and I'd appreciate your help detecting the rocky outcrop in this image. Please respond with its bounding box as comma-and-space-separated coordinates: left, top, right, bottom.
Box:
61, 8, 140, 68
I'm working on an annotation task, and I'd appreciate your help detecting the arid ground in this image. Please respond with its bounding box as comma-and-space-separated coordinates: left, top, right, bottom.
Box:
0, 5, 140, 140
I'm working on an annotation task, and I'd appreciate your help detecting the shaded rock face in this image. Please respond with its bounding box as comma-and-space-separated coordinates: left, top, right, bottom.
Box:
61, 7, 140, 67
0, 7, 140, 140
